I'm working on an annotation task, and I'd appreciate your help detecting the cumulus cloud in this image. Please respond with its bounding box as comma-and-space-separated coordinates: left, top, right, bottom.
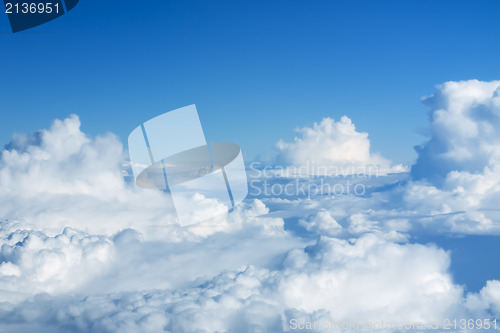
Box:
0, 115, 290, 240
0, 233, 482, 333
0, 115, 177, 236
407, 80, 500, 233
412, 80, 500, 182
0, 225, 114, 302
0, 208, 300, 305
298, 209, 342, 236
466, 280, 500, 317
279, 234, 466, 324
1, 104, 500, 332
0, 115, 302, 301
276, 116, 403, 175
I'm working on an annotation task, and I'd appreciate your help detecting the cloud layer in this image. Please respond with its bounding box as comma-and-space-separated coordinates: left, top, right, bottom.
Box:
0, 233, 480, 333
1, 83, 500, 332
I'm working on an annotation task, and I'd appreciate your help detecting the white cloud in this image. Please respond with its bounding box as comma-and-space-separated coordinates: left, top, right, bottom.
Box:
406, 80, 500, 233
0, 116, 304, 305
466, 280, 500, 317
0, 115, 178, 236
0, 115, 290, 240
276, 116, 403, 175
0, 106, 500, 332
0, 224, 114, 302
412, 79, 500, 182
2, 232, 496, 333
278, 234, 464, 324
299, 209, 342, 236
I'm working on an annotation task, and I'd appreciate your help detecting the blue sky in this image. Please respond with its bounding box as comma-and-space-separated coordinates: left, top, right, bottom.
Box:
3, 0, 500, 163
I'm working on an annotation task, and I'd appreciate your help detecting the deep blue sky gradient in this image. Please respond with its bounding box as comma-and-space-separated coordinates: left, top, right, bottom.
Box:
2, 0, 500, 163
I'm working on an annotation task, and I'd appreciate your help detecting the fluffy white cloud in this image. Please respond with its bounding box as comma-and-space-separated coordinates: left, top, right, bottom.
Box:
278, 234, 466, 325
0, 106, 499, 332
0, 209, 300, 304
276, 116, 403, 175
0, 233, 477, 333
0, 224, 114, 302
0, 115, 177, 236
412, 80, 500, 182
466, 280, 500, 317
0, 116, 302, 303
299, 209, 342, 236
0, 115, 290, 240
407, 80, 500, 233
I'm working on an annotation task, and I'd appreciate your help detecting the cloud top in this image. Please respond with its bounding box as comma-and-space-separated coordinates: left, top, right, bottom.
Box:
412, 80, 500, 182
277, 116, 402, 175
